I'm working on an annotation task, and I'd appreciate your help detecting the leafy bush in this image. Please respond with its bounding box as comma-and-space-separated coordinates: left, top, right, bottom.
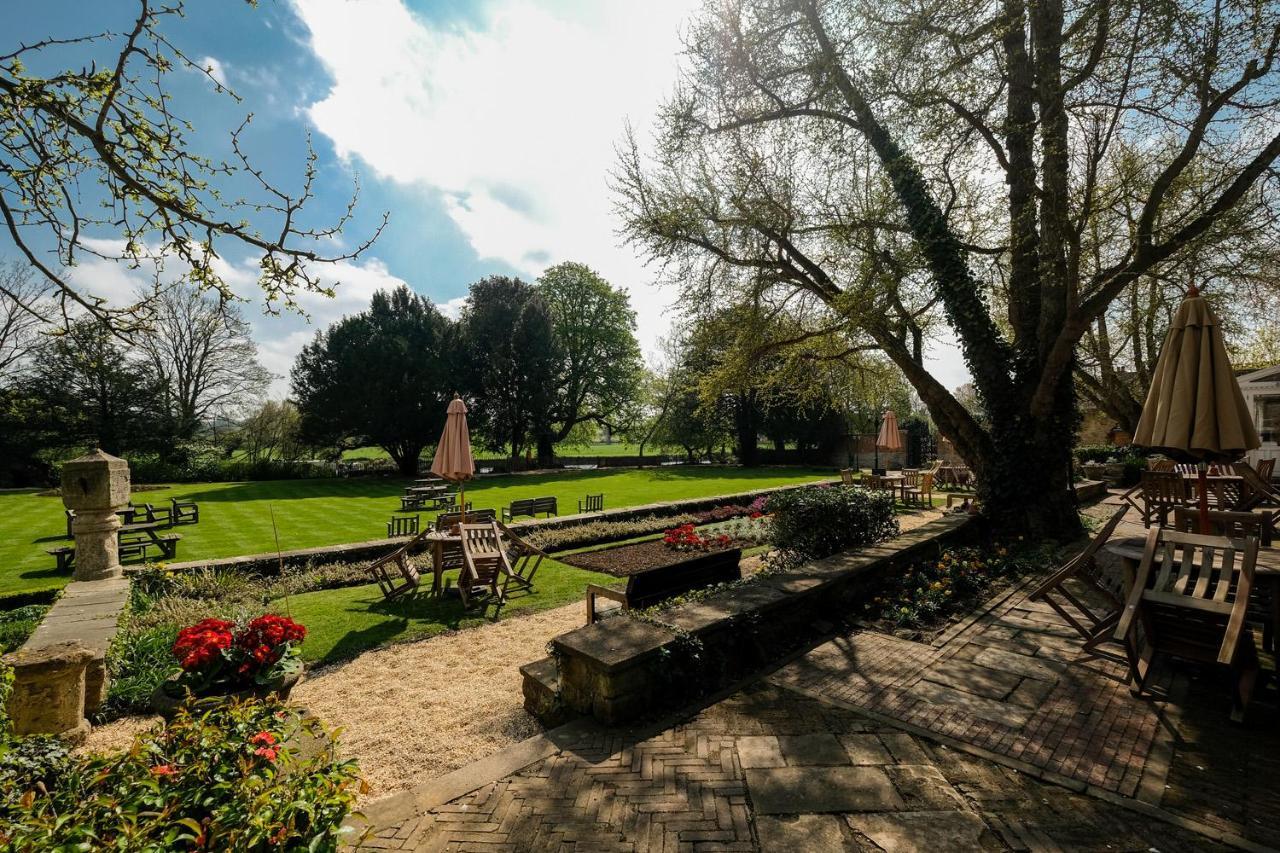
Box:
99, 623, 182, 720
1072, 445, 1149, 486
1073, 444, 1120, 464
765, 485, 898, 563
0, 698, 361, 850
0, 604, 48, 654
0, 662, 12, 740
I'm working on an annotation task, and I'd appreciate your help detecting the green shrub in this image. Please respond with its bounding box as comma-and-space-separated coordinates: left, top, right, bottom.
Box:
867, 544, 1044, 628
1073, 444, 1120, 464
0, 698, 361, 850
766, 485, 898, 563
0, 662, 12, 741
0, 604, 48, 654
98, 623, 182, 720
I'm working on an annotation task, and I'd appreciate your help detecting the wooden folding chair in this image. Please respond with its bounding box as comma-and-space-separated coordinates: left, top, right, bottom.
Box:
1172, 506, 1272, 546
1148, 458, 1175, 472
1135, 470, 1189, 528
457, 522, 508, 607
1257, 458, 1275, 482
1029, 499, 1131, 661
496, 520, 547, 595
366, 546, 422, 600
902, 472, 933, 507
1114, 527, 1261, 721
839, 468, 856, 485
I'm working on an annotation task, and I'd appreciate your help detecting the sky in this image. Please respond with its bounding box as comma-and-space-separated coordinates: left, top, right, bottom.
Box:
3, 0, 971, 398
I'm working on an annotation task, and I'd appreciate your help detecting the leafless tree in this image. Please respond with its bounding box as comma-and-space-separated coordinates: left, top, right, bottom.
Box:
0, 259, 49, 378
136, 286, 272, 438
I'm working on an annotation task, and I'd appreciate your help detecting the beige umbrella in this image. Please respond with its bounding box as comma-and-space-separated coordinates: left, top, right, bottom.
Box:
430, 395, 476, 523
1133, 286, 1260, 532
875, 409, 903, 471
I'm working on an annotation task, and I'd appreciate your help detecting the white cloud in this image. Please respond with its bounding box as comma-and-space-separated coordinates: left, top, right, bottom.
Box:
197, 55, 229, 87
291, 0, 698, 360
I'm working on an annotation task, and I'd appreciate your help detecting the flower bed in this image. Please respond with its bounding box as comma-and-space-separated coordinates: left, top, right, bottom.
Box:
0, 697, 360, 850
154, 614, 306, 713
561, 513, 769, 577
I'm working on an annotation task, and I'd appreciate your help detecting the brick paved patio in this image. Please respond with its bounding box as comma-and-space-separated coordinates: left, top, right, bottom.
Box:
350, 502, 1279, 851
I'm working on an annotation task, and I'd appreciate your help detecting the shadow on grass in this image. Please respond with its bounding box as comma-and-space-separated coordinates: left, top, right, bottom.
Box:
312, 587, 494, 667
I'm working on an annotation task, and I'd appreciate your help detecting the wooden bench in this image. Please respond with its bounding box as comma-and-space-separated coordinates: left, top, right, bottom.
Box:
139, 502, 173, 526
171, 498, 199, 524
118, 533, 181, 562
945, 491, 979, 508
388, 515, 420, 538
586, 548, 742, 624
502, 496, 558, 522
400, 494, 426, 511
578, 493, 604, 513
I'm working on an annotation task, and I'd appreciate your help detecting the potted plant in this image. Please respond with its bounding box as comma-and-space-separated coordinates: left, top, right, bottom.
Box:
152, 614, 306, 716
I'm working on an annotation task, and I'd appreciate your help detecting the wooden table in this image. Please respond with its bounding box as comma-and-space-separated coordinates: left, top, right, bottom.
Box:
1104, 530, 1279, 649
421, 531, 461, 595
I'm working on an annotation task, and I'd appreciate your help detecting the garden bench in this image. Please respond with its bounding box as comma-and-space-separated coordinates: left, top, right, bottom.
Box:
944, 491, 979, 508
434, 507, 492, 531
140, 502, 173, 526
585, 548, 742, 624
578, 493, 604, 513
387, 515, 420, 538
400, 494, 426, 511
171, 498, 199, 524
118, 533, 181, 562
502, 496, 557, 522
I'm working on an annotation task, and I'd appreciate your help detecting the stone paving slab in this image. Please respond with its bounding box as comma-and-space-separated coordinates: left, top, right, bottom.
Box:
746, 766, 904, 814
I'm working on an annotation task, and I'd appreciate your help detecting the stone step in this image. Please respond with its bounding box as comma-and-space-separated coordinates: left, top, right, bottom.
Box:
520, 656, 575, 728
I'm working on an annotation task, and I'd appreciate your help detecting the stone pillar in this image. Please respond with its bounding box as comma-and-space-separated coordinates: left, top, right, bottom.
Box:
62, 449, 131, 582
2, 642, 95, 743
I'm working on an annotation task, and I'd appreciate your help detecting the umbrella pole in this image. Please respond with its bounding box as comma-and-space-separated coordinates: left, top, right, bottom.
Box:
1197, 461, 1210, 535
459, 481, 466, 525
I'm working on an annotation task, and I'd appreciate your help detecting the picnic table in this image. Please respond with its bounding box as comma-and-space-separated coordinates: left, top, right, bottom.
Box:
117, 521, 182, 561
1104, 525, 1279, 651
935, 466, 973, 486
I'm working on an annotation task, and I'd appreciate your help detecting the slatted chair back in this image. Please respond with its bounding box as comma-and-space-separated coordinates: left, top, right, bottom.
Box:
366, 547, 421, 600
1114, 527, 1260, 719
578, 493, 605, 513
1148, 458, 1175, 472
904, 473, 933, 507
1172, 506, 1271, 544
1174, 463, 1198, 475
839, 468, 856, 485
457, 522, 508, 606
387, 515, 420, 538
496, 521, 547, 594
434, 507, 495, 532
1029, 499, 1131, 660
1258, 458, 1276, 481
1138, 470, 1188, 527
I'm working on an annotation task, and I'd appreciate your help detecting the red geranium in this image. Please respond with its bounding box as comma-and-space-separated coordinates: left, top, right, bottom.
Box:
234, 614, 306, 678
171, 619, 235, 672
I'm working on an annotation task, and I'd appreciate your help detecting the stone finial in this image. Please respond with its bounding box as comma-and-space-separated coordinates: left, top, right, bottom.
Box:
61, 449, 131, 582
2, 641, 96, 743
60, 448, 131, 511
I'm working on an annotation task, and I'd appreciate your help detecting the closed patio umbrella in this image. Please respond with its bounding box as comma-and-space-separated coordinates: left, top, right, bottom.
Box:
430, 395, 476, 523
1133, 286, 1260, 532
875, 409, 903, 472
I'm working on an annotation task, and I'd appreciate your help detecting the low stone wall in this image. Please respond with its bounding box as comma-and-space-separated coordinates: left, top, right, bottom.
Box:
1073, 479, 1107, 502
523, 514, 974, 726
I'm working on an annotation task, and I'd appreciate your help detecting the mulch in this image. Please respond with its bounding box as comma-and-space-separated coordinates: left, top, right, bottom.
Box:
561, 538, 740, 577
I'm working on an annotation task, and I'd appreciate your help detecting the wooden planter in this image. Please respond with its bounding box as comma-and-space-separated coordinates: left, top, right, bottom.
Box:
151, 670, 303, 718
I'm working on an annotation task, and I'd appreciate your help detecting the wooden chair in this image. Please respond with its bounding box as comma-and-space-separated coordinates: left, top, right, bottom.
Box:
170, 498, 199, 524
367, 546, 421, 599
1114, 528, 1260, 721
65, 509, 76, 539
141, 502, 173, 526
457, 522, 509, 607
903, 473, 933, 507
1257, 458, 1275, 482
387, 515, 420, 538
1172, 506, 1271, 546
1135, 470, 1189, 528
839, 468, 856, 486
434, 507, 495, 532
578, 493, 604, 513
1148, 458, 1175, 472
496, 521, 547, 595
1029, 500, 1131, 662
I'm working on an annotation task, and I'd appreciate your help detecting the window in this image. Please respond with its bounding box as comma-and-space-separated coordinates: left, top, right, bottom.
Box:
1260, 396, 1280, 443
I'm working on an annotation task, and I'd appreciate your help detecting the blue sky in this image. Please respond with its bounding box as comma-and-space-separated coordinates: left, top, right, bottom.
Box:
4, 0, 971, 396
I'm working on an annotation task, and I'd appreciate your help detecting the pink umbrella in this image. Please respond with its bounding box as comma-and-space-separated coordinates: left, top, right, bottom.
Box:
430, 395, 476, 523
875, 409, 903, 471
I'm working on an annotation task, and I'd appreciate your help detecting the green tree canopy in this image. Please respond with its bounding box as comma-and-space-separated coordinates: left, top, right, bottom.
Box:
291, 286, 452, 476
533, 262, 643, 461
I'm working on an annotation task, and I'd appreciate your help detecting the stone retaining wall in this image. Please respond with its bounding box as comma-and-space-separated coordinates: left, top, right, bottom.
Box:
523, 514, 974, 727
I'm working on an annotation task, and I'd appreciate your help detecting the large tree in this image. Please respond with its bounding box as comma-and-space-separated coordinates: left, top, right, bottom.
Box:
137, 287, 272, 439
617, 0, 1280, 537
0, 0, 382, 331
0, 259, 47, 376
291, 286, 452, 476
459, 276, 558, 465
533, 262, 644, 463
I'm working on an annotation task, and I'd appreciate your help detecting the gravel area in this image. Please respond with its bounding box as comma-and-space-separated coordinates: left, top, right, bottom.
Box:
291, 603, 584, 802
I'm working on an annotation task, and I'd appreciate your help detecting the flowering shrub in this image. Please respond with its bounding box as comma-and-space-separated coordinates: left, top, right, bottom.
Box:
662, 523, 732, 552
689, 504, 751, 524
171, 614, 306, 695
0, 698, 361, 850
765, 486, 898, 566
868, 545, 1038, 628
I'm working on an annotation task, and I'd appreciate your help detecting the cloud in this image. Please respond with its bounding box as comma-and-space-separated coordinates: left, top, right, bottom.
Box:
197, 55, 229, 87
290, 0, 699, 360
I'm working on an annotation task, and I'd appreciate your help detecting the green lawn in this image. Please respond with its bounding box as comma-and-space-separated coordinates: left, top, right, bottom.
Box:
340, 441, 675, 462
0, 466, 831, 599
275, 557, 615, 666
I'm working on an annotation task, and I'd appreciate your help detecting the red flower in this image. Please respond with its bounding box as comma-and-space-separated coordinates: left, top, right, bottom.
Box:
250, 731, 278, 747
150, 764, 177, 778
254, 746, 280, 762
233, 614, 306, 677
171, 619, 235, 671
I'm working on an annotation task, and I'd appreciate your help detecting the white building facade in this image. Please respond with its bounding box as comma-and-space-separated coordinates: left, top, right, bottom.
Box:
1240, 364, 1280, 470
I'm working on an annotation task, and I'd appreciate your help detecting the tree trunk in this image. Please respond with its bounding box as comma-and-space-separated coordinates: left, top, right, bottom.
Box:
536, 433, 554, 467
387, 444, 421, 477
734, 392, 759, 466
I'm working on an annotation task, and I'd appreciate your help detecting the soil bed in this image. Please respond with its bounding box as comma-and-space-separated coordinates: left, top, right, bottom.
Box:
562, 538, 744, 576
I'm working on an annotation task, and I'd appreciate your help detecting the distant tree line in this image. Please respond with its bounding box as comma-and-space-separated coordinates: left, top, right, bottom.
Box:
290, 262, 646, 476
